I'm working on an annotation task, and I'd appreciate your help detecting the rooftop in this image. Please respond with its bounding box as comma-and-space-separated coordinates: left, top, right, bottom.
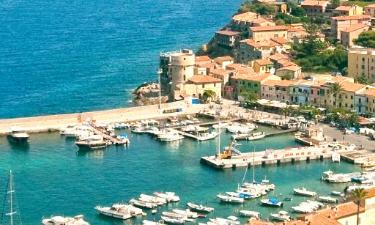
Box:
209, 68, 230, 78
332, 15, 371, 21
341, 24, 368, 33
334, 5, 355, 11
215, 30, 240, 36
195, 55, 212, 63
234, 73, 278, 82
254, 58, 273, 66
340, 81, 366, 92
214, 56, 234, 64
232, 12, 258, 23
301, 0, 329, 7
270, 37, 289, 45
250, 25, 289, 32
187, 75, 221, 84
269, 53, 290, 61
241, 39, 279, 48
277, 65, 301, 72
364, 4, 375, 9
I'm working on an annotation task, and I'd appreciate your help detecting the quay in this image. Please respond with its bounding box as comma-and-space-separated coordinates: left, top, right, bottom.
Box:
200, 144, 350, 169
264, 128, 297, 138
0, 101, 205, 136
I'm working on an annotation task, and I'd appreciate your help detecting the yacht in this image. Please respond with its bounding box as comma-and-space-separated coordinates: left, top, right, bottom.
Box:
157, 130, 184, 142
226, 191, 253, 200
260, 198, 283, 207
186, 202, 214, 213
239, 210, 260, 219
269, 211, 290, 222
129, 198, 158, 209
317, 196, 338, 203
321, 170, 357, 183
217, 194, 244, 204
142, 220, 164, 225
226, 123, 257, 134
153, 192, 180, 202
246, 132, 265, 141
42, 215, 89, 225
139, 194, 167, 205
331, 191, 345, 197
75, 135, 107, 150
293, 187, 317, 197
161, 216, 185, 224
7, 127, 29, 144
209, 217, 240, 225
95, 204, 143, 220
172, 209, 198, 219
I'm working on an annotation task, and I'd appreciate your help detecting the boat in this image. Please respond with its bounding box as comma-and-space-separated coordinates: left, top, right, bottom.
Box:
186, 202, 214, 213
226, 123, 257, 134
95, 203, 143, 220
239, 210, 260, 218
331, 191, 345, 197
172, 209, 198, 218
2, 170, 23, 225
75, 135, 107, 150
139, 194, 167, 205
246, 132, 266, 141
321, 170, 354, 183
42, 215, 89, 225
317, 196, 338, 203
129, 199, 158, 209
226, 191, 253, 200
331, 152, 341, 163
217, 194, 244, 204
209, 217, 240, 225
269, 211, 290, 222
7, 127, 29, 144
293, 187, 317, 197
153, 192, 180, 202
157, 130, 184, 142
160, 216, 185, 224
142, 220, 164, 225
161, 212, 186, 219
260, 198, 283, 207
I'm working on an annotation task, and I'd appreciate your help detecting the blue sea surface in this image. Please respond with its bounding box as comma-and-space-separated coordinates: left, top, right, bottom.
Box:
0, 0, 242, 118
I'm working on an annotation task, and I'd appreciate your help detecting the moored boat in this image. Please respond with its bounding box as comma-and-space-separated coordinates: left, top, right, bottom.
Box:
217, 194, 244, 204
239, 210, 260, 218
42, 215, 89, 225
129, 198, 158, 209
161, 215, 185, 224
95, 204, 143, 220
293, 187, 317, 197
186, 202, 214, 213
7, 127, 29, 144
153, 192, 180, 202
260, 198, 283, 207
269, 211, 290, 221
317, 196, 338, 203
75, 135, 107, 150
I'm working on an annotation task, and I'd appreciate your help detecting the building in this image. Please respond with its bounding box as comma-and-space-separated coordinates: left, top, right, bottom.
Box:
340, 24, 369, 48
233, 73, 281, 99
300, 0, 329, 16
331, 15, 371, 40
213, 56, 234, 69
231, 12, 259, 32
252, 59, 274, 74
365, 87, 375, 114
333, 5, 363, 16
237, 39, 281, 64
251, 17, 276, 27
208, 68, 232, 88
249, 25, 288, 42
183, 75, 222, 100
364, 4, 375, 17
348, 48, 375, 83
214, 30, 240, 48
261, 79, 296, 102
276, 65, 302, 80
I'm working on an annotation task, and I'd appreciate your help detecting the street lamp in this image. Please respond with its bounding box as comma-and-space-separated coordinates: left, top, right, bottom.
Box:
157, 68, 163, 112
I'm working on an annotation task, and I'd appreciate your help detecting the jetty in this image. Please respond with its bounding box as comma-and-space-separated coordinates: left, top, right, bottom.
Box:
200, 144, 352, 169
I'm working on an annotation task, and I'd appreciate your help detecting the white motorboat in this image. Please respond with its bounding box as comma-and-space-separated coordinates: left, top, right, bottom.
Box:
239, 210, 260, 218
95, 204, 143, 220
260, 198, 283, 207
153, 192, 180, 202
186, 202, 214, 213
142, 220, 164, 225
7, 127, 29, 144
246, 132, 266, 141
129, 199, 158, 209
293, 187, 317, 197
209, 217, 240, 225
140, 194, 167, 205
161, 216, 185, 224
321, 170, 357, 183
196, 131, 219, 141
157, 130, 184, 142
75, 135, 107, 150
269, 211, 290, 222
42, 215, 89, 225
60, 125, 93, 138
172, 209, 198, 218
331, 191, 345, 197
212, 123, 229, 129
162, 212, 186, 219
226, 191, 253, 200
317, 196, 338, 203
226, 123, 257, 134
217, 194, 244, 204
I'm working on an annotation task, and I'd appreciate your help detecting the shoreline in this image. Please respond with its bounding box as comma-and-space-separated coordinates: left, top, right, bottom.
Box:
0, 101, 205, 135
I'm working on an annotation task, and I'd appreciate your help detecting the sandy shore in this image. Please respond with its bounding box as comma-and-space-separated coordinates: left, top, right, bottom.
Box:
0, 101, 205, 135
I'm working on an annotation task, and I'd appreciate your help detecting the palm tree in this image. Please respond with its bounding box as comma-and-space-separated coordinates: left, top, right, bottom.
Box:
329, 82, 343, 108
351, 188, 367, 225
202, 90, 216, 103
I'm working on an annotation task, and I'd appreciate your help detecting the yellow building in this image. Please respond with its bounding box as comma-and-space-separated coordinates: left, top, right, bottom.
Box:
348, 48, 375, 83
365, 88, 375, 115
252, 59, 274, 74
334, 5, 363, 16
183, 75, 222, 100
364, 4, 375, 17
249, 25, 288, 42
340, 24, 369, 48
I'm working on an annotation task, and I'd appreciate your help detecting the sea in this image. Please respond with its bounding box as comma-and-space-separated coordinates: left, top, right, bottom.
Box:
0, 1, 359, 224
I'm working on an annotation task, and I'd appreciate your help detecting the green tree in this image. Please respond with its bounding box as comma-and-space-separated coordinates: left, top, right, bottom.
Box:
351, 188, 367, 225
239, 1, 276, 15
331, 0, 340, 8
240, 90, 258, 104
202, 90, 216, 103
329, 83, 343, 108
287, 2, 306, 17
356, 74, 371, 85
354, 31, 375, 48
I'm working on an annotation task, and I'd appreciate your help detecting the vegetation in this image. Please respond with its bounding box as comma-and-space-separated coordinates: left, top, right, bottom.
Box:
326, 107, 359, 128
355, 74, 371, 85
344, 1, 374, 7
240, 89, 258, 104
351, 188, 367, 225
329, 83, 343, 107
292, 24, 348, 74
239, 1, 276, 16
275, 13, 308, 24
331, 0, 340, 8
202, 90, 216, 103
354, 31, 375, 48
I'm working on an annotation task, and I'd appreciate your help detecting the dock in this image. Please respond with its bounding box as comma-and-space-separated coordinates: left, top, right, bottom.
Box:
89, 123, 129, 146
264, 129, 298, 137
200, 144, 350, 169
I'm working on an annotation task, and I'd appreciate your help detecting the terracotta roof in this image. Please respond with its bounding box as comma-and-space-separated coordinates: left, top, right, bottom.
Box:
215, 30, 240, 36
195, 55, 211, 63
364, 88, 375, 97
364, 4, 375, 9
263, 79, 297, 87
241, 39, 279, 48
277, 65, 301, 72
214, 56, 233, 64
250, 25, 288, 32
340, 81, 366, 92
342, 24, 368, 32
187, 75, 221, 84
271, 37, 289, 45
269, 53, 290, 61
196, 62, 216, 69
226, 63, 256, 75
301, 0, 329, 7
332, 15, 371, 21
277, 59, 297, 67
233, 73, 278, 82
365, 187, 375, 198
254, 59, 273, 66
334, 6, 353, 11
209, 68, 230, 78
252, 17, 274, 25
232, 12, 258, 22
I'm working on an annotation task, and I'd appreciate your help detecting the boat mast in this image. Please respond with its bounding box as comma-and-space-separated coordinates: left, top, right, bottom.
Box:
216, 110, 221, 158
252, 142, 255, 183
7, 170, 15, 225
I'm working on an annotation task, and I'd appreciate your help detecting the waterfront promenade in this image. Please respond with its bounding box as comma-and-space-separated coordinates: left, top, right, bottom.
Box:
0, 101, 205, 135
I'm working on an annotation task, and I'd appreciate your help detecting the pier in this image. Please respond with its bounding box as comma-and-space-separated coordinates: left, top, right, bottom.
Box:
200, 144, 351, 169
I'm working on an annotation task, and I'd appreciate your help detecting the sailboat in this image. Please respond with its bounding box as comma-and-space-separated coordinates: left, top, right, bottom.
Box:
1, 170, 23, 225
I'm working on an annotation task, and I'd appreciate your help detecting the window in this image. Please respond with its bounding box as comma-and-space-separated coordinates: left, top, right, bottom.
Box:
202, 84, 205, 88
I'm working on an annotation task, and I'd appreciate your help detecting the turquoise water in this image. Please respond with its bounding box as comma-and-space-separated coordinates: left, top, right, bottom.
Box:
0, 127, 359, 225
0, 0, 244, 118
